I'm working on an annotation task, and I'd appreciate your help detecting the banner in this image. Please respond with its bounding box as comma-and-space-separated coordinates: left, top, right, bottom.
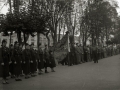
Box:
54, 31, 70, 62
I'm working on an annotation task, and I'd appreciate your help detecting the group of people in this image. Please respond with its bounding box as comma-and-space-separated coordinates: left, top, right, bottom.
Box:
61, 43, 120, 66
1, 39, 120, 84
0, 40, 56, 84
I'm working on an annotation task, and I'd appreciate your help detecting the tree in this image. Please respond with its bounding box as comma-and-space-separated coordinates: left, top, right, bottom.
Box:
81, 0, 118, 46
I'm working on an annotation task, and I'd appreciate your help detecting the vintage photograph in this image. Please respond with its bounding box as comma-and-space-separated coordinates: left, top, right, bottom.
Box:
0, 0, 120, 90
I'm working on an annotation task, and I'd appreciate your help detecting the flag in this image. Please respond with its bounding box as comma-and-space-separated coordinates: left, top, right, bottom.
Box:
54, 31, 70, 62
54, 31, 69, 51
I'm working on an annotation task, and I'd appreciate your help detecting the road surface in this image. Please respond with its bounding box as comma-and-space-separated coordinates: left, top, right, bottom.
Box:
0, 55, 120, 90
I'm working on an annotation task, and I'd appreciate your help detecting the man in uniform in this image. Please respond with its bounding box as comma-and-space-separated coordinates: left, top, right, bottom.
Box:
80, 45, 84, 63
37, 43, 44, 74
1, 40, 10, 84
84, 46, 88, 62
9, 44, 15, 78
23, 43, 31, 79
19, 43, 24, 76
30, 44, 37, 76
93, 45, 98, 63
75, 43, 81, 64
44, 45, 50, 73
13, 42, 22, 81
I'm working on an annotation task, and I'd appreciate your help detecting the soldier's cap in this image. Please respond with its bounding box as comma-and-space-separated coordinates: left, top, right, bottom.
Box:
38, 43, 41, 46
25, 43, 29, 46
14, 41, 19, 44
10, 44, 13, 47
49, 50, 53, 53
2, 40, 7, 44
31, 43, 34, 46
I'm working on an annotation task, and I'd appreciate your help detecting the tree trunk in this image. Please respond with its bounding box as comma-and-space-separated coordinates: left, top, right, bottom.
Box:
8, 0, 12, 13
58, 22, 61, 42
17, 31, 22, 43
23, 33, 29, 46
37, 32, 40, 49
53, 26, 58, 46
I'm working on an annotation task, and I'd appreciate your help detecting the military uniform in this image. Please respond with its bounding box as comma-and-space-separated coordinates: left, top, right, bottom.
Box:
0, 48, 2, 77
49, 52, 56, 68
44, 47, 50, 73
1, 46, 10, 80
90, 46, 93, 61
13, 47, 22, 77
30, 48, 37, 74
80, 46, 84, 63
93, 46, 98, 63
87, 47, 91, 62
23, 49, 31, 76
75, 45, 81, 64
9, 48, 15, 77
84, 46, 88, 62
37, 47, 44, 70
19, 48, 24, 75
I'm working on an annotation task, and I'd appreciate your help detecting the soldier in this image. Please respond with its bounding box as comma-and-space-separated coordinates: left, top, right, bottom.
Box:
13, 42, 22, 81
98, 46, 101, 60
9, 44, 15, 78
87, 46, 91, 62
84, 46, 88, 62
75, 43, 81, 64
23, 43, 31, 79
1, 40, 10, 84
101, 46, 104, 59
90, 46, 93, 61
44, 45, 50, 73
69, 43, 75, 65
37, 43, 44, 74
30, 44, 37, 76
93, 45, 98, 63
19, 43, 24, 76
49, 50, 56, 72
80, 45, 85, 63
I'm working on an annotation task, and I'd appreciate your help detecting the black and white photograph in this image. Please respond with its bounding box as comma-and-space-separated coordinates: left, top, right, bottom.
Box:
0, 0, 120, 90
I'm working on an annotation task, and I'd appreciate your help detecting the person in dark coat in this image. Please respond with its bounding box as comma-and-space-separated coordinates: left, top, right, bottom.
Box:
84, 46, 88, 62
44, 45, 50, 73
13, 42, 22, 81
9, 44, 15, 78
1, 40, 10, 84
75, 43, 81, 64
93, 46, 98, 63
49, 50, 56, 72
30, 44, 37, 76
19, 43, 24, 76
37, 43, 44, 74
80, 45, 84, 63
23, 43, 31, 79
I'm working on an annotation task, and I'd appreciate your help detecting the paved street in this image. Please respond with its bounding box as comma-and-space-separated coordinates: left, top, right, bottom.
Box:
0, 55, 120, 90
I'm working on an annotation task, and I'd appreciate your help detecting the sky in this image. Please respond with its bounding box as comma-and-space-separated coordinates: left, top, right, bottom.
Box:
116, 0, 120, 14
0, 0, 120, 15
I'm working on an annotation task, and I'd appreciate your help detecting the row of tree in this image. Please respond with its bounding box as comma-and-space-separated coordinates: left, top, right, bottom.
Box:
0, 0, 120, 48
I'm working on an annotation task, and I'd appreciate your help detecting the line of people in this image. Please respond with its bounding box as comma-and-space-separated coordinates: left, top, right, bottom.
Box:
61, 43, 120, 65
0, 40, 56, 84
